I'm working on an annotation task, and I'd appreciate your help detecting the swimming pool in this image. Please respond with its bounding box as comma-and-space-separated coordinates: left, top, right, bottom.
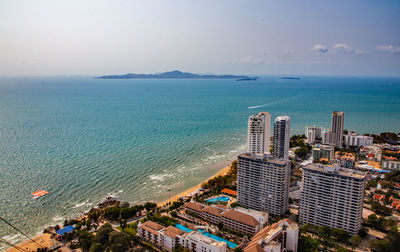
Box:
206, 196, 230, 203
175, 224, 238, 249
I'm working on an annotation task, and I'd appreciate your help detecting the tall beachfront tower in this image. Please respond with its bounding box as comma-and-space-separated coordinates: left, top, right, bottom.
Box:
299, 163, 365, 234
331, 111, 345, 148
237, 153, 290, 216
247, 112, 271, 154
273, 116, 290, 159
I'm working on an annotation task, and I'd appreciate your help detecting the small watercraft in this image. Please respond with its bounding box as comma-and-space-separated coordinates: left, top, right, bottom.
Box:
31, 190, 50, 199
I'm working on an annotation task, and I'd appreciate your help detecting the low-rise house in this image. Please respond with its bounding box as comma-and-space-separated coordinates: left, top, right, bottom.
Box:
360, 146, 382, 162
244, 219, 299, 252
333, 152, 355, 168
372, 194, 385, 204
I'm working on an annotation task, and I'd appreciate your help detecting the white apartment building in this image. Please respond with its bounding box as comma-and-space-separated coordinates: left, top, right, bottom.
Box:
343, 131, 373, 148
382, 160, 400, 171
137, 221, 226, 252
238, 153, 290, 216
182, 231, 226, 252
248, 112, 271, 154
321, 128, 334, 146
160, 226, 186, 251
305, 126, 322, 144
244, 219, 299, 252
331, 111, 345, 148
299, 164, 366, 234
311, 144, 334, 161
273, 116, 291, 159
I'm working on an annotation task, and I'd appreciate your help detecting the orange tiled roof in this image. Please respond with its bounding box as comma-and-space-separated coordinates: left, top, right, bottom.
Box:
220, 209, 259, 227
373, 194, 385, 201
222, 188, 237, 196
184, 202, 206, 212
142, 221, 164, 231
163, 226, 185, 238
245, 219, 297, 251
201, 206, 224, 216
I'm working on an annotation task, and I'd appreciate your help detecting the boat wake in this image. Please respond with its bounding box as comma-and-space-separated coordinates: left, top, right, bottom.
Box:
248, 93, 304, 109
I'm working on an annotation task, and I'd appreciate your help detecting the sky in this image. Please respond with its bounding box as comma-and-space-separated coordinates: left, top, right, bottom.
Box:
0, 0, 399, 76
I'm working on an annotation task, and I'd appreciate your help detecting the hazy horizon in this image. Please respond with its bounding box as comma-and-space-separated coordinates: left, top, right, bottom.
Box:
1, 0, 399, 77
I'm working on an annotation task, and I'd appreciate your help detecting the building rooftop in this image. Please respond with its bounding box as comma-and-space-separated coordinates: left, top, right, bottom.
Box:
202, 206, 224, 216
142, 220, 164, 231
245, 219, 298, 252
303, 163, 366, 179
184, 201, 207, 212
239, 153, 289, 165
162, 226, 185, 238
221, 188, 237, 196
220, 209, 259, 227
186, 231, 226, 247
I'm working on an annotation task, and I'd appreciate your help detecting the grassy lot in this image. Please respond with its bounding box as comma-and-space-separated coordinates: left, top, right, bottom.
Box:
115, 224, 137, 235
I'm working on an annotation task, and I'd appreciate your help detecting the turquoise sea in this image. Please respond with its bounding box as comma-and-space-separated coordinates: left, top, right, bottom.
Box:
0, 76, 400, 248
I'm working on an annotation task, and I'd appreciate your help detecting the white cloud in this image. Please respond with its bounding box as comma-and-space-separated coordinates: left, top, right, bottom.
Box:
312, 44, 328, 53
332, 43, 363, 54
376, 45, 400, 53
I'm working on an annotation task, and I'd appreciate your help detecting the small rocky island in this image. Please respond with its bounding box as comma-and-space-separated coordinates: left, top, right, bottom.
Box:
95, 70, 257, 80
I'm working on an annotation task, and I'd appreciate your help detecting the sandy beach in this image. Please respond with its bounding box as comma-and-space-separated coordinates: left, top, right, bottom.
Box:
5, 233, 60, 252
157, 164, 232, 207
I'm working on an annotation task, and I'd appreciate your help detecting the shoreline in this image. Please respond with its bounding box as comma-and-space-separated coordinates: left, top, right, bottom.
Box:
157, 162, 232, 206
6, 162, 234, 252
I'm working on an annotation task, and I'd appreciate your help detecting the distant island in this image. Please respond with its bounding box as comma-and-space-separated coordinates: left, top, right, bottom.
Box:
237, 77, 258, 81
281, 77, 301, 80
95, 70, 256, 80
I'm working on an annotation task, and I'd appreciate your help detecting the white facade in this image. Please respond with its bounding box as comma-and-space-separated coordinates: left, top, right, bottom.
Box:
181, 231, 226, 252
238, 153, 290, 216
321, 128, 334, 146
343, 131, 373, 148
273, 116, 290, 159
382, 160, 400, 171
299, 164, 366, 234
306, 126, 322, 144
331, 111, 345, 148
234, 207, 269, 228
244, 219, 299, 252
248, 112, 271, 154
138, 221, 226, 252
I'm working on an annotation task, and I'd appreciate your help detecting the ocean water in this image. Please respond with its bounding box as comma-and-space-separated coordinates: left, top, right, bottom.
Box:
0, 76, 399, 247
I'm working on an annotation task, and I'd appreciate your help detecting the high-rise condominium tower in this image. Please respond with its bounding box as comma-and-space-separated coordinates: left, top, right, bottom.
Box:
247, 112, 271, 154
299, 163, 365, 234
331, 111, 345, 148
237, 153, 290, 216
273, 116, 290, 159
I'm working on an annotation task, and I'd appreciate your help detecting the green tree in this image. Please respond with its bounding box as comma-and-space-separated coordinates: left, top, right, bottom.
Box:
331, 228, 350, 243
349, 235, 362, 248
94, 223, 113, 244
358, 227, 368, 239
298, 236, 319, 252
89, 243, 103, 252
108, 231, 131, 252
